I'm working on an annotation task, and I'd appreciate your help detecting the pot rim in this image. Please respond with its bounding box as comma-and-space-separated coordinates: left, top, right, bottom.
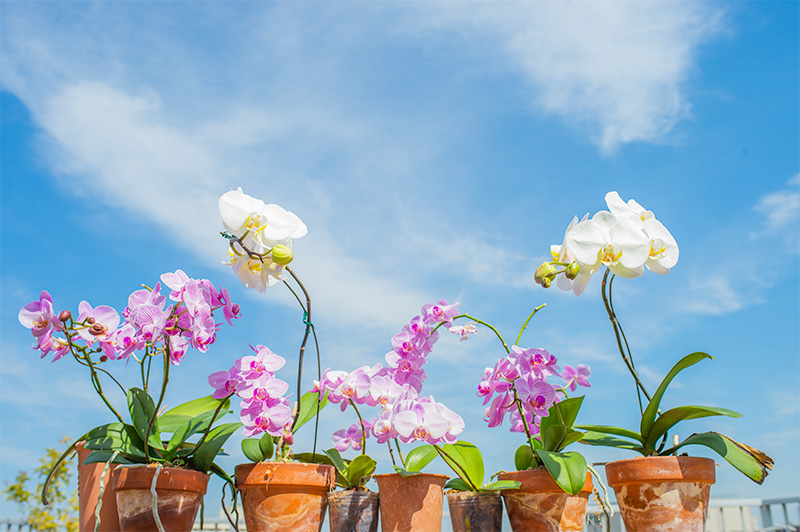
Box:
605, 455, 716, 486
372, 472, 450, 479
112, 466, 209, 494
235, 461, 336, 489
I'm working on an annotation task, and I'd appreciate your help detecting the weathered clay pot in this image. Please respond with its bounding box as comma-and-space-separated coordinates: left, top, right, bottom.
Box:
374, 473, 448, 532
498, 469, 592, 532
111, 466, 209, 532
446, 491, 502, 532
76, 441, 120, 532
328, 490, 379, 532
235, 461, 336, 532
605, 456, 716, 532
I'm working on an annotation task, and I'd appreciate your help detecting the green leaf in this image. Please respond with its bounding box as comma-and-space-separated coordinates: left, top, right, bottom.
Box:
561, 430, 585, 449
292, 452, 334, 466
393, 466, 421, 477
539, 397, 584, 442
293, 391, 329, 433
640, 352, 712, 439
483, 480, 522, 491
127, 388, 162, 450
578, 431, 646, 453
405, 445, 437, 472
346, 455, 377, 488
166, 413, 216, 457
80, 451, 139, 466
159, 396, 231, 432
445, 478, 472, 491
535, 450, 587, 496
85, 424, 148, 458
259, 433, 274, 460
324, 448, 347, 478
644, 406, 743, 449
241, 439, 266, 463
442, 441, 484, 491
208, 462, 236, 487
191, 422, 241, 472
515, 444, 534, 471
664, 432, 774, 484
576, 425, 643, 443
543, 426, 565, 452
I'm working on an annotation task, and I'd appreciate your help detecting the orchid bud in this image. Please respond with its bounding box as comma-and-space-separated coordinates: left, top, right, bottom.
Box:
534, 262, 556, 285
541, 277, 552, 288
283, 429, 294, 445
59, 310, 72, 322
85, 316, 96, 325
565, 262, 580, 280
270, 244, 294, 265
89, 323, 105, 336
100, 355, 108, 362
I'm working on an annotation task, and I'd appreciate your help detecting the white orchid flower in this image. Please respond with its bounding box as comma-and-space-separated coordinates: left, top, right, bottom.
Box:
219, 188, 304, 247
565, 211, 650, 279
550, 214, 597, 295
605, 191, 679, 275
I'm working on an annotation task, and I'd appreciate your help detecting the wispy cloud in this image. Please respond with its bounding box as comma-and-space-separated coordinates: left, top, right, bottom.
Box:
752, 173, 800, 248
409, 1, 725, 152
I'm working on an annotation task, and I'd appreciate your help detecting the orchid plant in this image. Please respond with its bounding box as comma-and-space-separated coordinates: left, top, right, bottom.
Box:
430, 306, 595, 495
18, 271, 243, 511
533, 191, 773, 483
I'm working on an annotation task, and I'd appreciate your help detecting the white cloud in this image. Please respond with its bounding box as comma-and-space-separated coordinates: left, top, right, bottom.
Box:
753, 173, 800, 245
411, 1, 724, 152
681, 275, 744, 316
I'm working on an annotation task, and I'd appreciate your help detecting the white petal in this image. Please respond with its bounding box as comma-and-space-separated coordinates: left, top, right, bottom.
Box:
592, 210, 618, 232
609, 223, 650, 268
565, 220, 605, 265
571, 271, 593, 295
643, 218, 679, 269
219, 188, 263, 234
609, 263, 644, 279
287, 211, 308, 239
259, 204, 298, 242
645, 258, 671, 275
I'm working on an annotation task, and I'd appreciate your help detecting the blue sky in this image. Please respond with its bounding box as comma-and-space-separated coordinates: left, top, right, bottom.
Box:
1, 0, 798, 521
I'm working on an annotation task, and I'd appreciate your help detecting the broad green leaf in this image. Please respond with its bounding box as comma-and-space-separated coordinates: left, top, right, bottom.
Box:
539, 397, 584, 442
441, 442, 484, 491
640, 352, 712, 439
579, 431, 646, 453
535, 450, 587, 496
127, 388, 162, 450
323, 448, 350, 480
259, 433, 274, 460
543, 426, 565, 452
644, 406, 742, 449
664, 432, 774, 484
166, 413, 216, 456
445, 478, 472, 491
241, 439, 266, 463
159, 396, 231, 432
293, 391, 329, 433
576, 425, 643, 443
346, 455, 377, 488
515, 444, 534, 471
80, 450, 139, 466
483, 480, 522, 491
561, 430, 585, 449
393, 466, 421, 477
85, 424, 148, 458
191, 422, 241, 472
85, 423, 126, 441
405, 445, 437, 472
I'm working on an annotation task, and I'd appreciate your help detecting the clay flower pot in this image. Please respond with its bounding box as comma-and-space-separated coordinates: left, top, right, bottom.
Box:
498, 469, 593, 532
235, 461, 336, 532
76, 441, 120, 532
328, 490, 379, 532
111, 466, 209, 532
446, 491, 502, 532
373, 473, 448, 532
605, 455, 716, 532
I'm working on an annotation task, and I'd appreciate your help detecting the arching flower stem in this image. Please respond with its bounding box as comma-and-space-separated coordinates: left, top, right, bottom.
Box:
515, 304, 547, 346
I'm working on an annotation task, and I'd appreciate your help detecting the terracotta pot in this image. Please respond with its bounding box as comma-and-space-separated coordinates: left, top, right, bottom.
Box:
111, 466, 209, 532
605, 456, 715, 532
328, 490, 379, 532
374, 473, 448, 532
235, 461, 336, 532
446, 491, 502, 532
76, 441, 120, 532
498, 469, 593, 532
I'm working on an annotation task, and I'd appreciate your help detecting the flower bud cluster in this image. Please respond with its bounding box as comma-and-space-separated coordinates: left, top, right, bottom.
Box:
219, 188, 307, 292
535, 191, 679, 295
479, 346, 591, 437
208, 345, 293, 438
18, 270, 239, 365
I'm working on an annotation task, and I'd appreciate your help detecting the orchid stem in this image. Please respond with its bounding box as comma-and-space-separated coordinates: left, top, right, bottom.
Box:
394, 438, 406, 469
515, 304, 546, 346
